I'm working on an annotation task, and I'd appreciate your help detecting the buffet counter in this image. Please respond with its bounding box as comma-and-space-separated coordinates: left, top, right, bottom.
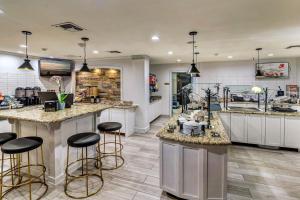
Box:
219, 109, 300, 150
0, 103, 137, 185
157, 112, 229, 200
157, 112, 230, 145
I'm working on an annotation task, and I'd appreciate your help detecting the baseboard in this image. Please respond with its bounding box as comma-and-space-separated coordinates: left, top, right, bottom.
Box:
134, 125, 150, 133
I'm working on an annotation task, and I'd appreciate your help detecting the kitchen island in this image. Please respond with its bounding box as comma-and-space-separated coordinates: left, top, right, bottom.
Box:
157, 112, 230, 200
0, 103, 136, 185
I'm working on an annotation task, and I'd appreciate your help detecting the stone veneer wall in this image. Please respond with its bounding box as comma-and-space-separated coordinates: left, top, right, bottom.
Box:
76, 68, 121, 101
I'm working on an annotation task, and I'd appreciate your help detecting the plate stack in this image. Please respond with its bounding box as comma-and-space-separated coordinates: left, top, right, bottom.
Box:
182, 121, 202, 135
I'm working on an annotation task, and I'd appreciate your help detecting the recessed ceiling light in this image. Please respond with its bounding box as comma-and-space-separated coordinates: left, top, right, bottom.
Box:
19, 44, 27, 48
0, 9, 4, 15
151, 35, 160, 41
177, 59, 182, 62
93, 50, 99, 54
17, 51, 23, 54
168, 51, 173, 55
268, 53, 274, 57
227, 55, 233, 59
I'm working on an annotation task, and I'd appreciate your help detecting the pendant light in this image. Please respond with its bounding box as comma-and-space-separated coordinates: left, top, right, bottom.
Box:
187, 31, 200, 75
79, 37, 91, 73
194, 52, 200, 77
255, 48, 263, 77
18, 31, 34, 70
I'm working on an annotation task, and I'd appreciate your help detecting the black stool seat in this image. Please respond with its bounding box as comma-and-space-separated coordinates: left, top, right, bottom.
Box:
1, 136, 43, 154
0, 132, 17, 145
67, 132, 100, 148
97, 122, 122, 132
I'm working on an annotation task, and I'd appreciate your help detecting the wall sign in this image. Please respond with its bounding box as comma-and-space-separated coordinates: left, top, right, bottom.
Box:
255, 62, 289, 79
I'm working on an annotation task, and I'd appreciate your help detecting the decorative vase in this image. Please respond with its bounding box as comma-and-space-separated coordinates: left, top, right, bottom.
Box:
59, 102, 65, 110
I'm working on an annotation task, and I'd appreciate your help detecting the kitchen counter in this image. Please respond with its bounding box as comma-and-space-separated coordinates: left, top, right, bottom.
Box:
156, 112, 231, 145
0, 103, 138, 123
220, 109, 300, 117
0, 102, 137, 185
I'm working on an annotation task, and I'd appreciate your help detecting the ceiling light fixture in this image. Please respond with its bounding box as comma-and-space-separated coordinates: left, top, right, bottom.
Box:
227, 55, 233, 59
194, 52, 200, 77
151, 35, 160, 41
93, 50, 99, 54
19, 44, 27, 48
168, 51, 173, 55
79, 37, 91, 73
176, 59, 182, 62
0, 9, 4, 15
18, 31, 34, 70
187, 31, 200, 75
255, 48, 263, 77
268, 53, 274, 57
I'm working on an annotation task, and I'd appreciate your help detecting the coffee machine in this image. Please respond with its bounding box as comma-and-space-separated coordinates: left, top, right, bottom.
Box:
15, 87, 26, 105
15, 87, 41, 106
33, 87, 41, 105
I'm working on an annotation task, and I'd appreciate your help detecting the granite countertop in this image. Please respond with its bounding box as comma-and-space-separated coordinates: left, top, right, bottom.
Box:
220, 109, 300, 117
156, 112, 231, 145
0, 103, 137, 124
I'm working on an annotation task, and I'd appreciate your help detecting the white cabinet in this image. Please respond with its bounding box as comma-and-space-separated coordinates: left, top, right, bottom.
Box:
230, 113, 247, 143
160, 142, 179, 195
98, 108, 136, 137
149, 100, 162, 122
160, 139, 227, 200
219, 113, 230, 137
265, 115, 284, 147
99, 109, 110, 123
110, 108, 126, 133
284, 116, 300, 149
222, 112, 300, 149
247, 114, 265, 145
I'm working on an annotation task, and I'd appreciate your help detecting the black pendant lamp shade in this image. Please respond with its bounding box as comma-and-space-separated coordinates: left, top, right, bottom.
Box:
79, 37, 91, 73
188, 63, 200, 74
255, 48, 263, 77
187, 31, 200, 75
193, 52, 200, 77
18, 31, 34, 70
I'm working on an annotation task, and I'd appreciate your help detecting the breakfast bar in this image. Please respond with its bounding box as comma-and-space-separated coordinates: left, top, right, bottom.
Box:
0, 103, 134, 185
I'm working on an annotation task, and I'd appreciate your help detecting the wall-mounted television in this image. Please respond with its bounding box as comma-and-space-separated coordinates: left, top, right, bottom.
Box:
255, 62, 289, 79
39, 58, 73, 76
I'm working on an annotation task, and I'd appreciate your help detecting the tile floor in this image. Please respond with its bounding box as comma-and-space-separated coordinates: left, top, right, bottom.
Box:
3, 116, 300, 199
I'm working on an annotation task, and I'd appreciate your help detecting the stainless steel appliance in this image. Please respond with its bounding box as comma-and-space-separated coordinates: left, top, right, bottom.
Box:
25, 87, 34, 106
15, 87, 27, 106
33, 86, 41, 105
15, 87, 25, 98
15, 87, 42, 106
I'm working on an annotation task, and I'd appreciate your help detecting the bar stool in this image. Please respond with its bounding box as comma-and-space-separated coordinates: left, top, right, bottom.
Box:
97, 122, 124, 170
0, 132, 17, 164
64, 132, 103, 199
0, 136, 48, 200
0, 132, 17, 178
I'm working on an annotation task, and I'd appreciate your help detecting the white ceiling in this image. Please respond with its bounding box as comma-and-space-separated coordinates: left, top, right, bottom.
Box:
1, 0, 300, 64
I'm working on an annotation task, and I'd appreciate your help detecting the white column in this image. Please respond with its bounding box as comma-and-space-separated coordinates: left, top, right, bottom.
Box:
131, 55, 150, 133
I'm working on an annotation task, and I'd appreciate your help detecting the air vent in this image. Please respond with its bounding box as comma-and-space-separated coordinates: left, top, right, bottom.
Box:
107, 50, 122, 54
286, 45, 300, 49
52, 22, 85, 32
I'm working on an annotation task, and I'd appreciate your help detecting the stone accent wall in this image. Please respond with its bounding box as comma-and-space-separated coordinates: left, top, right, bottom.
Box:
76, 68, 121, 101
